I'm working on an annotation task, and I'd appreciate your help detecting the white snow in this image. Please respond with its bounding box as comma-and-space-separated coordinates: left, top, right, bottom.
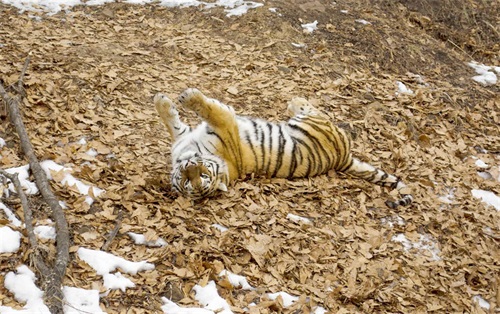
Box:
291, 43, 306, 48
438, 187, 455, 204
103, 272, 135, 292
267, 291, 299, 307
392, 233, 441, 261
128, 232, 167, 247
471, 189, 500, 211
77, 247, 155, 276
355, 19, 371, 25
0, 268, 105, 314
34, 225, 56, 240
85, 148, 98, 157
381, 215, 405, 227
0, 137, 5, 148
63, 286, 105, 314
286, 213, 312, 224
161, 297, 213, 314
0, 226, 22, 253
0, 0, 264, 17
468, 61, 498, 86
472, 295, 490, 310
301, 20, 318, 34
193, 281, 233, 314
0, 201, 22, 227
40, 160, 104, 205
0, 265, 50, 313
5, 164, 38, 195
77, 137, 87, 145
314, 306, 328, 314
475, 159, 488, 168
211, 223, 228, 232
219, 270, 254, 290
396, 81, 414, 95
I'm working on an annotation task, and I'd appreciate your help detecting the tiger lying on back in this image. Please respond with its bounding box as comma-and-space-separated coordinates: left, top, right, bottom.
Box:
154, 88, 413, 208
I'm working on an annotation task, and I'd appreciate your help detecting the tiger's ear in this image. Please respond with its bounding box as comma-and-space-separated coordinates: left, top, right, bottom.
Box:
218, 182, 228, 192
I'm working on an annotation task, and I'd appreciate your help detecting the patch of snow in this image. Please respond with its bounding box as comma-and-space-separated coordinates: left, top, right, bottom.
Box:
77, 137, 87, 145
267, 291, 299, 307
103, 272, 135, 292
34, 225, 56, 240
40, 160, 104, 204
477, 171, 492, 180
438, 187, 455, 204
128, 232, 167, 247
0, 137, 5, 148
340, 9, 348, 14
77, 247, 155, 276
468, 61, 498, 86
471, 189, 500, 211
472, 295, 490, 310
314, 306, 328, 314
161, 297, 214, 314
1, 0, 264, 16
86, 148, 98, 157
193, 281, 233, 314
63, 286, 105, 314
0, 265, 50, 313
211, 223, 228, 232
219, 270, 254, 290
5, 164, 38, 195
286, 213, 312, 224
291, 43, 306, 48
475, 159, 488, 168
396, 81, 414, 95
381, 215, 405, 227
1, 202, 22, 227
301, 20, 318, 34
392, 233, 441, 261
0, 226, 22, 253
355, 19, 371, 25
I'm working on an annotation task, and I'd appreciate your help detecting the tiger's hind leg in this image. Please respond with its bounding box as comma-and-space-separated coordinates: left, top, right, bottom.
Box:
154, 93, 191, 139
344, 157, 413, 208
352, 158, 413, 208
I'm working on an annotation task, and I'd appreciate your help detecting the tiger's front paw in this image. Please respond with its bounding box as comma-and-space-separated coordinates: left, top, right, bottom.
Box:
154, 93, 177, 118
178, 88, 206, 112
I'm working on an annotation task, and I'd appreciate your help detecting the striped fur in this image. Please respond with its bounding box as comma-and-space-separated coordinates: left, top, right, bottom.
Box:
154, 88, 412, 208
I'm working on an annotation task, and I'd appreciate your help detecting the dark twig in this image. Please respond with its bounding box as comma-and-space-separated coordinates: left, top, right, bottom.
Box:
0, 170, 38, 249
0, 56, 69, 314
17, 54, 31, 98
101, 210, 123, 251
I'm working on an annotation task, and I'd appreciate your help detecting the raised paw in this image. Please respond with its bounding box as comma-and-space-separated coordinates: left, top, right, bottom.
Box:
178, 88, 206, 112
154, 93, 177, 118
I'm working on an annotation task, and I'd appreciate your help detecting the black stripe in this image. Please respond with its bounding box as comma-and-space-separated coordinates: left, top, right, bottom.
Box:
288, 140, 297, 178
289, 124, 328, 175
272, 125, 286, 177
290, 135, 315, 176
245, 134, 259, 169
265, 123, 273, 175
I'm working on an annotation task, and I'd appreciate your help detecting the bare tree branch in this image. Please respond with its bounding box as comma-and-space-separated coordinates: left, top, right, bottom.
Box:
101, 210, 123, 251
0, 57, 69, 314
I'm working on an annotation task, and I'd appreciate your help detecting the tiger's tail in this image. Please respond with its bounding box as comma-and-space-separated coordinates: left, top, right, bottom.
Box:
342, 157, 413, 208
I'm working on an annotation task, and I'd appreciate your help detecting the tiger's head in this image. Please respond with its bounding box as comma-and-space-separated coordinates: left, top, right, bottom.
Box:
171, 153, 229, 199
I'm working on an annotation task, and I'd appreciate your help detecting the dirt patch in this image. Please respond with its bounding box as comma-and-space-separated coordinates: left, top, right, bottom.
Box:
0, 0, 499, 313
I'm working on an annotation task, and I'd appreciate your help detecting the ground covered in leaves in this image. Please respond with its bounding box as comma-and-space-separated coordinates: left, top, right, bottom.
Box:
1, 0, 499, 313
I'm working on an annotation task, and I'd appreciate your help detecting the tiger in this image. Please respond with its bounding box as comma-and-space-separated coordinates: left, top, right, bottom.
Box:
153, 88, 413, 208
